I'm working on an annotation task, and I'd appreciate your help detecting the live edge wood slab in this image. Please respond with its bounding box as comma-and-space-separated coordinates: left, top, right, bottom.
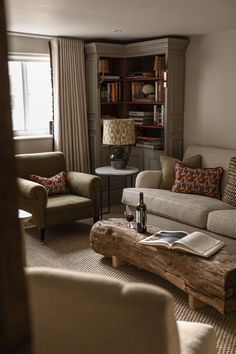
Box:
90, 218, 236, 315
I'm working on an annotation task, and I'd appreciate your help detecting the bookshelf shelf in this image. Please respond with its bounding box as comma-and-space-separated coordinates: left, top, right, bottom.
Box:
101, 101, 123, 105
126, 101, 164, 105
134, 124, 164, 129
126, 77, 164, 82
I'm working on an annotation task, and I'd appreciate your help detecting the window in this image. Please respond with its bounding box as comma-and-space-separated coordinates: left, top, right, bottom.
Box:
8, 58, 52, 136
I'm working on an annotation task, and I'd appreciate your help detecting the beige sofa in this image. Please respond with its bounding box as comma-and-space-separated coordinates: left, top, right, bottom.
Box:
16, 152, 101, 244
26, 267, 217, 354
122, 145, 236, 254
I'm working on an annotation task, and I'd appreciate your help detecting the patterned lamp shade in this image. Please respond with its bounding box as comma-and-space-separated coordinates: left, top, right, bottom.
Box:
98, 59, 109, 74
103, 119, 135, 145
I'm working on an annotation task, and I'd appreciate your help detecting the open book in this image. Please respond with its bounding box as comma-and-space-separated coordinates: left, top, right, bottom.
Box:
138, 230, 225, 258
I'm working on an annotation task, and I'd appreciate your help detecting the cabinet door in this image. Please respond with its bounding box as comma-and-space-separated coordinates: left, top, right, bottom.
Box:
143, 150, 162, 170
129, 147, 143, 170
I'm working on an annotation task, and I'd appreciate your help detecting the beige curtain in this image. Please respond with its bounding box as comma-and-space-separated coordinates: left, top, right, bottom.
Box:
49, 38, 90, 172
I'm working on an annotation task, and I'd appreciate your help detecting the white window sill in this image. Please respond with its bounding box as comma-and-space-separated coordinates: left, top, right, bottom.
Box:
14, 134, 53, 141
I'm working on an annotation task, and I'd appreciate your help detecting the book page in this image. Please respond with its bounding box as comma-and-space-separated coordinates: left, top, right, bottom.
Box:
173, 231, 224, 256
139, 230, 188, 247
155, 230, 188, 245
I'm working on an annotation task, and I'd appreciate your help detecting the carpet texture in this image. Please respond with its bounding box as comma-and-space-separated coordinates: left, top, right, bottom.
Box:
24, 218, 236, 354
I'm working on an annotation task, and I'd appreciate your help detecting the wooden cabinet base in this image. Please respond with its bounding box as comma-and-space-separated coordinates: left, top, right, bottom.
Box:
90, 218, 236, 315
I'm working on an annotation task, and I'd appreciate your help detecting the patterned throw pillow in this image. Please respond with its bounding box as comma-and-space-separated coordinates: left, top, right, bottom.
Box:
223, 157, 236, 206
30, 171, 68, 195
159, 154, 201, 190
172, 163, 223, 199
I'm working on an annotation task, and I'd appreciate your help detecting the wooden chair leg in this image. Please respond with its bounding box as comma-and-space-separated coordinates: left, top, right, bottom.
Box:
39, 228, 46, 245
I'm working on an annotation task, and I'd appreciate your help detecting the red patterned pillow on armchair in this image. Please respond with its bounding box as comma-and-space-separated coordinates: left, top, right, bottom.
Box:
172, 163, 223, 199
30, 171, 68, 195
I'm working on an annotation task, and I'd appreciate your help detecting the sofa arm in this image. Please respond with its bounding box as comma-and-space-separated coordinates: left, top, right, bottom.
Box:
67, 172, 101, 199
135, 170, 162, 188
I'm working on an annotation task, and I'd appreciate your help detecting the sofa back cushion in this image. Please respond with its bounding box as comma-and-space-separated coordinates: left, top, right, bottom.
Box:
183, 145, 236, 198
159, 154, 201, 190
15, 152, 66, 180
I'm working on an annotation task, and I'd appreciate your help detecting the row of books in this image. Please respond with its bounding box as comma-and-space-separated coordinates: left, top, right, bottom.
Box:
100, 82, 121, 102
100, 79, 165, 102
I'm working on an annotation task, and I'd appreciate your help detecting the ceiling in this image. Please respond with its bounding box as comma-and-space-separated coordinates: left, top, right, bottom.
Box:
6, 0, 236, 42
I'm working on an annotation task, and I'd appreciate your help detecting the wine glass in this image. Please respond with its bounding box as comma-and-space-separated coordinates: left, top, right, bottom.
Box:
124, 211, 135, 229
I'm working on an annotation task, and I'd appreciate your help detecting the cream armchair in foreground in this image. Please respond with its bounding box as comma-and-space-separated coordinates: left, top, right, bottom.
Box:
16, 152, 101, 244
26, 268, 217, 354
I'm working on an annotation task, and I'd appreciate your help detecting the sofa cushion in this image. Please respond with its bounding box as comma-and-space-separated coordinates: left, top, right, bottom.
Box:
172, 164, 223, 199
159, 154, 201, 190
47, 194, 92, 212
223, 157, 236, 207
207, 210, 236, 239
122, 188, 234, 228
30, 171, 68, 195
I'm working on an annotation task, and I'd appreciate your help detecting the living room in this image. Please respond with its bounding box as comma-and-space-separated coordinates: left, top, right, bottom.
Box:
1, 0, 236, 353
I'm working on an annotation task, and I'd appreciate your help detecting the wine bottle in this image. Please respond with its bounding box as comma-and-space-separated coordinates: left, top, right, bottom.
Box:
136, 192, 147, 233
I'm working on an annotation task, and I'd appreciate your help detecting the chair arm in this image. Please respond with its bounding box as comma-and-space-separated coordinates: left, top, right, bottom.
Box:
67, 172, 101, 199
135, 170, 162, 188
177, 321, 217, 354
17, 177, 48, 205
17, 178, 48, 228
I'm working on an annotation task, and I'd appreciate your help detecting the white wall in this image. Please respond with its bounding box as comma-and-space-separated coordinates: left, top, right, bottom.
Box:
14, 136, 53, 154
8, 34, 49, 54
184, 30, 236, 150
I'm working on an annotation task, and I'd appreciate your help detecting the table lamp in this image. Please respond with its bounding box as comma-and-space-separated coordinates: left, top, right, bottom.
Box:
98, 59, 109, 86
103, 119, 135, 169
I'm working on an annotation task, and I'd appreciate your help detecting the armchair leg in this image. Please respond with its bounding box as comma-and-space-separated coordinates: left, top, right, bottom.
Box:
93, 216, 99, 224
39, 228, 46, 245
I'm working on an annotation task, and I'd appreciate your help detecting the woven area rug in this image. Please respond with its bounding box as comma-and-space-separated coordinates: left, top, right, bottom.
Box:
24, 216, 236, 354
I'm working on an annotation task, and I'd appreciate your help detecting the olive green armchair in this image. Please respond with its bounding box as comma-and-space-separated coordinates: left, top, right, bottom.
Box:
16, 151, 101, 244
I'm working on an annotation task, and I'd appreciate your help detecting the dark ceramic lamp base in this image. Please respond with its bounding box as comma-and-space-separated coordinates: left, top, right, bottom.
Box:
110, 146, 129, 170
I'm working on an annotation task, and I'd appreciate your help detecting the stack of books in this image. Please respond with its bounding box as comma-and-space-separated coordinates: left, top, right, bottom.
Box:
129, 111, 154, 125
127, 71, 154, 78
103, 75, 120, 80
136, 136, 162, 150
133, 94, 155, 103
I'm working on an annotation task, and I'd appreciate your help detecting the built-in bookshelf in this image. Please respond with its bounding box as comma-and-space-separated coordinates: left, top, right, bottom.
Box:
85, 38, 188, 203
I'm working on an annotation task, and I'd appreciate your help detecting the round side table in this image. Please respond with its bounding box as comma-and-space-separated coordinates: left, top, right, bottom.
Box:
95, 166, 139, 218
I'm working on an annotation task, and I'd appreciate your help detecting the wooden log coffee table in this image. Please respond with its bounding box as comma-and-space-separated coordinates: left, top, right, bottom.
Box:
90, 218, 236, 315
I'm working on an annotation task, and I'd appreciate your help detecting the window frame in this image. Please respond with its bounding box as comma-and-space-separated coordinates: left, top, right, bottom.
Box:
8, 53, 52, 137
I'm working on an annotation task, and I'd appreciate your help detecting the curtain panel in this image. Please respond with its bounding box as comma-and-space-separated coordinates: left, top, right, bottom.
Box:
49, 38, 90, 172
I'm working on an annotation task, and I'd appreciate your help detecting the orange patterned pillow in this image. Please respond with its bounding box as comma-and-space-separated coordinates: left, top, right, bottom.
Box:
30, 171, 68, 195
172, 163, 223, 199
